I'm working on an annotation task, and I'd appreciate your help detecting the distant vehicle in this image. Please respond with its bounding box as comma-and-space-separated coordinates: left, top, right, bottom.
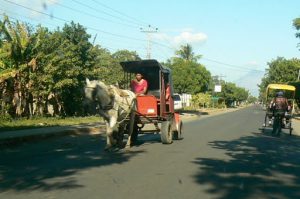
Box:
173, 94, 182, 110
262, 83, 295, 136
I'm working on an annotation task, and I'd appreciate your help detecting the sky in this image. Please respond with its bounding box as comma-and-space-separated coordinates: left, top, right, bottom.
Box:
1, 0, 300, 96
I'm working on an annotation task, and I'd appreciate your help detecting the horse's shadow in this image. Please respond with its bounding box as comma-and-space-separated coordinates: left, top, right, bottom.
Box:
0, 133, 145, 193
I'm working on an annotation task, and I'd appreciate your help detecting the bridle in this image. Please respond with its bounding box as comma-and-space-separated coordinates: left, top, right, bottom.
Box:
85, 86, 114, 111
85, 84, 136, 124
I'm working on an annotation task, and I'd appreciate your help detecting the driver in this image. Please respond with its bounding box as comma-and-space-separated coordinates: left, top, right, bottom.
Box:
270, 91, 288, 127
130, 73, 148, 96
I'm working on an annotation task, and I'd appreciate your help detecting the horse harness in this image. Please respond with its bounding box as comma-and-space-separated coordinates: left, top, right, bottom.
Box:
87, 85, 132, 112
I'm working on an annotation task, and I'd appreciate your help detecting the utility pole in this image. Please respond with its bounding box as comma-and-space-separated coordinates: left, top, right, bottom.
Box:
218, 74, 226, 84
140, 25, 158, 59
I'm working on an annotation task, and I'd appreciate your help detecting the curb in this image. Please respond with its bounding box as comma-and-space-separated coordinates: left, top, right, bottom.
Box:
0, 126, 104, 148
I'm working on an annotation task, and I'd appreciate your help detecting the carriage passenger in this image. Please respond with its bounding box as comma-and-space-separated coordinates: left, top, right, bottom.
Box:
131, 73, 148, 96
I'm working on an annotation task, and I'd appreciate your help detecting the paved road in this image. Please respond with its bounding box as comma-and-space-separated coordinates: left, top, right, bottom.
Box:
1, 105, 300, 199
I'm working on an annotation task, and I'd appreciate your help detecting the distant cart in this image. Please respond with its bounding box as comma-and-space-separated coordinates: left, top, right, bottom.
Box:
262, 84, 295, 135
120, 60, 183, 144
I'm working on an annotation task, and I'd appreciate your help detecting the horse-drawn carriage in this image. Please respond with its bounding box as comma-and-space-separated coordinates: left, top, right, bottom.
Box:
120, 59, 183, 144
84, 59, 183, 150
262, 83, 295, 135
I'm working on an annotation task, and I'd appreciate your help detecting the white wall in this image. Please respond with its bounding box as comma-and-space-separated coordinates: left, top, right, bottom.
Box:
180, 93, 192, 107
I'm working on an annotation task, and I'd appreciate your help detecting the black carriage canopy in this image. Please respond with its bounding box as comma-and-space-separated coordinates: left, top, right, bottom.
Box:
120, 59, 171, 74
120, 59, 173, 92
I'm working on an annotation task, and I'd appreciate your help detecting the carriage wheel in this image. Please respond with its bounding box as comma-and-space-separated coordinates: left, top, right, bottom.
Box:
173, 121, 183, 140
161, 120, 173, 144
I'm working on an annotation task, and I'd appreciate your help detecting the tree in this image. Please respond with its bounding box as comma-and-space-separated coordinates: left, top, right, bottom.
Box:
293, 17, 300, 49
191, 93, 211, 108
216, 82, 249, 107
49, 22, 93, 115
166, 58, 211, 94
164, 44, 210, 94
247, 95, 257, 104
112, 50, 141, 62
175, 44, 201, 62
258, 57, 300, 99
0, 15, 36, 117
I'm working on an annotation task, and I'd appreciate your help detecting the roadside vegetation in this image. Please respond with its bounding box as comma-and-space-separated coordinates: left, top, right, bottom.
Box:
0, 116, 102, 131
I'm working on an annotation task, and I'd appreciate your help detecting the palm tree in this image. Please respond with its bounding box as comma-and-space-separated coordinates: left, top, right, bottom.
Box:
175, 44, 202, 62
0, 15, 35, 117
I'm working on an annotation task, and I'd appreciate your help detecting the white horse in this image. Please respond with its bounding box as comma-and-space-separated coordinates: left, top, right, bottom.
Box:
84, 78, 136, 150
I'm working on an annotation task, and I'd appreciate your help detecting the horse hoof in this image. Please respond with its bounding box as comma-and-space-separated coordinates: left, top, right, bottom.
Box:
104, 146, 112, 151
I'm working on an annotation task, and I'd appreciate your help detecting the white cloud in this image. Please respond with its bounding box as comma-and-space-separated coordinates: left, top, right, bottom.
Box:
247, 61, 259, 66
173, 31, 207, 45
154, 30, 208, 47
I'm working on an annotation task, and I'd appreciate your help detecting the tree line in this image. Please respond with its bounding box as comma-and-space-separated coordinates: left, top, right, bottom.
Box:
0, 15, 250, 119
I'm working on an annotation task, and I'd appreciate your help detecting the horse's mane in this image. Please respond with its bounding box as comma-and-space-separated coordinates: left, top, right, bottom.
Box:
86, 79, 108, 91
85, 79, 112, 106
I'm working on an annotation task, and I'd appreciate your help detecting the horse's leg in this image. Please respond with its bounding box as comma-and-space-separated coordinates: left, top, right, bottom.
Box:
105, 115, 117, 150
125, 110, 135, 149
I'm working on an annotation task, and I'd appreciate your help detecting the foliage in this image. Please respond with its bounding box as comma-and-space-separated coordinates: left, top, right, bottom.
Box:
165, 45, 211, 94
191, 93, 211, 108
0, 116, 102, 131
216, 82, 249, 107
293, 17, 300, 49
258, 57, 300, 99
112, 50, 141, 62
247, 95, 257, 104
175, 44, 202, 62
0, 16, 134, 118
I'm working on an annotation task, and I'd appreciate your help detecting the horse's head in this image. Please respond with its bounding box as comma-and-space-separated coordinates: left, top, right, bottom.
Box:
84, 78, 112, 114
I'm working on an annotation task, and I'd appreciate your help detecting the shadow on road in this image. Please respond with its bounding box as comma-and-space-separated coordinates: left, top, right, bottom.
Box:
192, 132, 300, 199
0, 133, 145, 193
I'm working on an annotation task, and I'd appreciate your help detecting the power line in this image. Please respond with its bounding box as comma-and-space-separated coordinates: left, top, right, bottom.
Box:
202, 57, 265, 72
48, 0, 139, 29
90, 0, 149, 26
0, 10, 58, 28
71, 0, 145, 27
3, 0, 147, 43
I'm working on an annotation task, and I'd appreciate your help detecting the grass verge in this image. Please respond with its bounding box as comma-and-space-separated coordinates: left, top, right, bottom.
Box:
0, 116, 103, 132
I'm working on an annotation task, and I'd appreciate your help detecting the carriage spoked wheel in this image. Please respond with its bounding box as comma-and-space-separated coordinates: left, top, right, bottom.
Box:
161, 120, 173, 144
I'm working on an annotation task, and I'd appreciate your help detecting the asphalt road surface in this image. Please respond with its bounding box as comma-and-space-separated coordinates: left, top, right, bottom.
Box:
1, 105, 300, 199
